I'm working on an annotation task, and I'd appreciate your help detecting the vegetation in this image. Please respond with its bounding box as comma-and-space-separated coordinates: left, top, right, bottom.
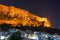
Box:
47, 37, 51, 40
0, 23, 60, 35
7, 31, 23, 40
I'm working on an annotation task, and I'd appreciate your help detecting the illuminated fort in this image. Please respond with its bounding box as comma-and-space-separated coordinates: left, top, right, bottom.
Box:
0, 4, 51, 28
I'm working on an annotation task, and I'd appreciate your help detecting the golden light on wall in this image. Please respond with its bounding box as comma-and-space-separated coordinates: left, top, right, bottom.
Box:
0, 4, 51, 27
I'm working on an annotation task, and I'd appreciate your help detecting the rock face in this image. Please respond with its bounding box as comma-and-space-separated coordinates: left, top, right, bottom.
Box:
0, 4, 51, 27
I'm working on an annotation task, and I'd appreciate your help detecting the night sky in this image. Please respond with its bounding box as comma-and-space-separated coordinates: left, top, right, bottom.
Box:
0, 0, 60, 28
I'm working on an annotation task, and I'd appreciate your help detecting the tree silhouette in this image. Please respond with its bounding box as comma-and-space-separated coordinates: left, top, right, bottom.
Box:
7, 31, 23, 40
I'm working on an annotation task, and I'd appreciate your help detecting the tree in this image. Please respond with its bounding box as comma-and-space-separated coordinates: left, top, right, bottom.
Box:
47, 37, 51, 40
7, 31, 23, 40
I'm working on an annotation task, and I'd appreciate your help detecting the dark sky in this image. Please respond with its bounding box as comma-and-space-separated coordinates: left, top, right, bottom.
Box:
0, 0, 60, 28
